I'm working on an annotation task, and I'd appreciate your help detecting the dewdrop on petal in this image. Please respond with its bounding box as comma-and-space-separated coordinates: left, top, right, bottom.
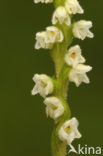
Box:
65, 45, 85, 68
59, 117, 81, 145
31, 74, 54, 98
69, 64, 92, 87
46, 26, 64, 44
52, 6, 71, 26
44, 97, 64, 120
73, 20, 94, 40
65, 0, 84, 15
34, 0, 53, 4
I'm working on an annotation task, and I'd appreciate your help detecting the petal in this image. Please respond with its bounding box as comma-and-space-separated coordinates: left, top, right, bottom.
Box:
74, 129, 82, 138
31, 86, 39, 95
87, 30, 94, 38
76, 64, 92, 73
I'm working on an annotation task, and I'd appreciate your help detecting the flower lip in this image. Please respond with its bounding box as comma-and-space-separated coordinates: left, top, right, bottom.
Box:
73, 20, 94, 40
44, 97, 64, 120
65, 125, 71, 133
65, 45, 85, 68
59, 117, 82, 145
65, 0, 84, 15
69, 64, 92, 87
35, 31, 53, 49
52, 6, 71, 26
71, 52, 76, 58
46, 26, 64, 43
31, 74, 54, 98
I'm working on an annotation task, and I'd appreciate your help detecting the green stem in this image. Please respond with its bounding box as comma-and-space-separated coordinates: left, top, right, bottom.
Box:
51, 43, 66, 77
50, 24, 73, 77
50, 11, 73, 156
55, 65, 72, 99
51, 127, 66, 156
54, 0, 66, 7
51, 99, 71, 156
51, 82, 71, 156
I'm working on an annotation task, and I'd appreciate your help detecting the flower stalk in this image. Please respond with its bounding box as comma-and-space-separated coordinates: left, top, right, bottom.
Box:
32, 0, 94, 155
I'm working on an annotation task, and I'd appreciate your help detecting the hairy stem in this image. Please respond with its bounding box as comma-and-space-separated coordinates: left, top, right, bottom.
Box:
51, 24, 73, 77
51, 98, 71, 156
50, 13, 73, 156
51, 127, 66, 156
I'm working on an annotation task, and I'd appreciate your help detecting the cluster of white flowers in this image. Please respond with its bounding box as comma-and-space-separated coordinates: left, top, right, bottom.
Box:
65, 45, 92, 87
33, 0, 94, 147
31, 74, 65, 119
35, 26, 64, 49
31, 75, 82, 145
34, 0, 93, 50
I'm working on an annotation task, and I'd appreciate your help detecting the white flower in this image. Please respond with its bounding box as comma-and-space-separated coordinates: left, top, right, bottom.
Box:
65, 45, 85, 68
73, 20, 94, 40
52, 6, 71, 26
35, 32, 53, 49
69, 64, 92, 87
65, 0, 84, 15
46, 26, 64, 43
59, 117, 81, 145
34, 0, 53, 4
44, 97, 64, 120
31, 74, 53, 98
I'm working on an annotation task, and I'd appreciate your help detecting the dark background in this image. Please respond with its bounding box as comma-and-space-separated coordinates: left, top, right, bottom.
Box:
0, 0, 103, 155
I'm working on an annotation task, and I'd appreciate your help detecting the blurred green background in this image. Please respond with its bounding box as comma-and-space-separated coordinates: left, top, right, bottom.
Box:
0, 0, 103, 155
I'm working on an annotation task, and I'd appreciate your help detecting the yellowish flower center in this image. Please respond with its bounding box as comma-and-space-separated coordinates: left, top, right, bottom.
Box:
50, 104, 58, 110
65, 125, 71, 133
71, 52, 76, 58
51, 31, 55, 35
41, 80, 47, 87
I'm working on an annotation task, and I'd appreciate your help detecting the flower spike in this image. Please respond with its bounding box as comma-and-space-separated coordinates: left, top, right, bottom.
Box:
32, 0, 94, 155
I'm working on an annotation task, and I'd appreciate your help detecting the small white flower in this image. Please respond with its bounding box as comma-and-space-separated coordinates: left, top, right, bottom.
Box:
44, 97, 64, 120
73, 20, 94, 40
31, 74, 53, 98
65, 45, 85, 68
59, 117, 81, 145
65, 0, 84, 15
35, 32, 53, 49
46, 26, 64, 43
69, 64, 92, 87
34, 0, 53, 4
52, 6, 71, 26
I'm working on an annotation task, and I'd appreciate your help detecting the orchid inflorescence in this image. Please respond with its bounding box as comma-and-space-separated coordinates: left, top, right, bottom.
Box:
32, 0, 93, 155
